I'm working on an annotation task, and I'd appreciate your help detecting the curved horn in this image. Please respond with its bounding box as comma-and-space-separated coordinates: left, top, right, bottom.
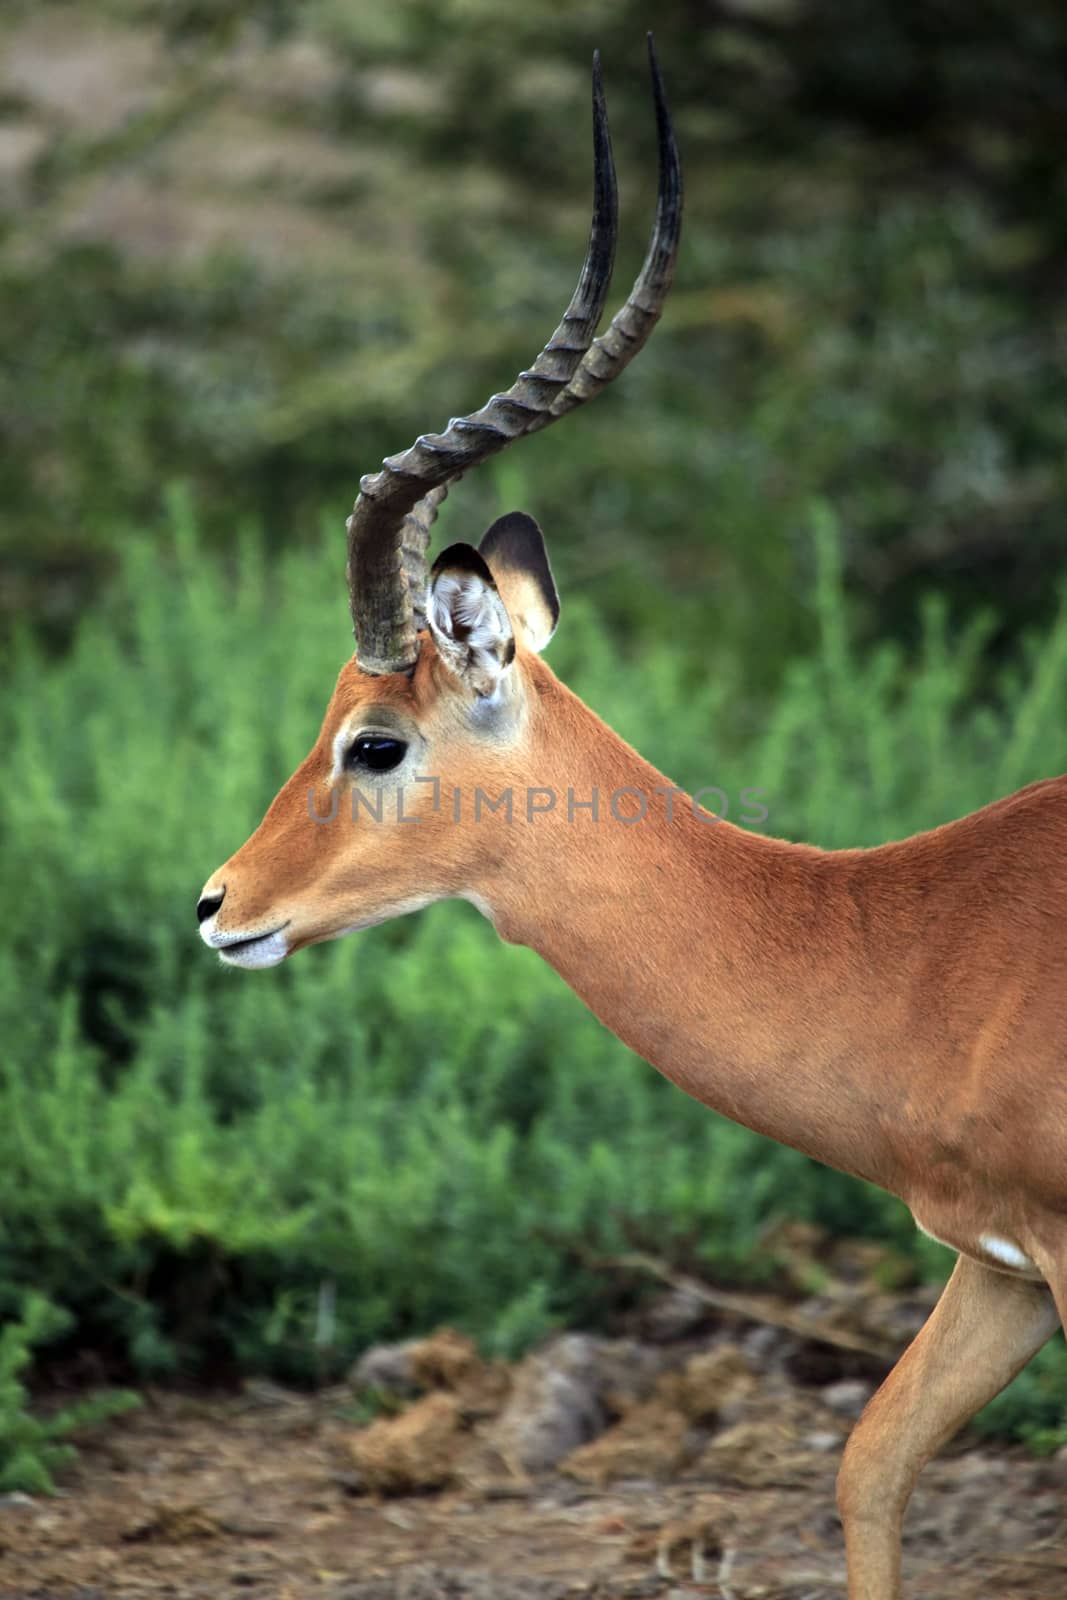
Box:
391, 37, 683, 629
546, 34, 682, 422
346, 40, 683, 676
347, 54, 618, 674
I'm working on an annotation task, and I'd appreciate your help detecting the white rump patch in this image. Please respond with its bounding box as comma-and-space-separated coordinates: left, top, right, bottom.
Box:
979, 1234, 1037, 1272
914, 1217, 1042, 1278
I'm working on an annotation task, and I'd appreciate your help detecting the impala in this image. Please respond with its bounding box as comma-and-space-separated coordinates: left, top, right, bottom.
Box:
197, 40, 1067, 1600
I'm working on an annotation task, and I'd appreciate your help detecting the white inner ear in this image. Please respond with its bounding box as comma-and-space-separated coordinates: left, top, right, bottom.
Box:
430, 573, 507, 650
428, 570, 514, 695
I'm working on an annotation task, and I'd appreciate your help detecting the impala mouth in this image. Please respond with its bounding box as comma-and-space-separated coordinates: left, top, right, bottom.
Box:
203, 922, 291, 970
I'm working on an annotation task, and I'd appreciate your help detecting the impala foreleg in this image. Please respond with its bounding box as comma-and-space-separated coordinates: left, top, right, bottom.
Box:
836, 1252, 1058, 1600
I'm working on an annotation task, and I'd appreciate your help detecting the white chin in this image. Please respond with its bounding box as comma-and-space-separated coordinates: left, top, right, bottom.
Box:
217, 930, 290, 969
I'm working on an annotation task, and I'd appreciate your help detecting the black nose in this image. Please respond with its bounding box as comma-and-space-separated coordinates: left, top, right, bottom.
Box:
197, 888, 225, 924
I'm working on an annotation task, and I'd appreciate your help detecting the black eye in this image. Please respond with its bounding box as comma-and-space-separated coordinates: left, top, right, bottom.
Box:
347, 735, 407, 773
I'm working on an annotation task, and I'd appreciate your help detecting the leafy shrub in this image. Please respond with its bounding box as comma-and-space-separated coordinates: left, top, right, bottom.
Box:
0, 1293, 138, 1493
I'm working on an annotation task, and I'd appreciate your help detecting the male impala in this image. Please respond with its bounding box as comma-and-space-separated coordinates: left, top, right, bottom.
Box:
198, 41, 1067, 1600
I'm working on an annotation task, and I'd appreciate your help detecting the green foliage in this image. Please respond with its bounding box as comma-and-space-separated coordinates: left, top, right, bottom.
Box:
972, 1342, 1067, 1454
0, 1293, 138, 1493
2, 497, 1067, 1449
5, 2, 1067, 681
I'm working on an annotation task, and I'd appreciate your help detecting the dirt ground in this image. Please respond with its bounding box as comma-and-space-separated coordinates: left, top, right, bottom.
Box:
3, 1261, 1067, 1600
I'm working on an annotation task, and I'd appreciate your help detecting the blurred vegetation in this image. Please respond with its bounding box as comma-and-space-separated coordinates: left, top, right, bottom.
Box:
5, 0, 1067, 1467
3, 0, 1067, 676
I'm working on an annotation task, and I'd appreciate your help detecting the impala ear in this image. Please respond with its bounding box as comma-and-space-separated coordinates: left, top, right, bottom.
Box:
479, 511, 560, 654
427, 543, 516, 697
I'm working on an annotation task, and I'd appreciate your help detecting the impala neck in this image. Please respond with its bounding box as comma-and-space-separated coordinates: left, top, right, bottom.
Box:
474, 658, 904, 1195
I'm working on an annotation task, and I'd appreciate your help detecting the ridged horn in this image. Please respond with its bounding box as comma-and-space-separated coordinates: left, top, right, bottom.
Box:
346, 54, 616, 673
544, 34, 682, 423
346, 41, 682, 675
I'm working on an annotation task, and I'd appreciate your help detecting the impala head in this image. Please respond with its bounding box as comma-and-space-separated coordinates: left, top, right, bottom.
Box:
197, 39, 682, 970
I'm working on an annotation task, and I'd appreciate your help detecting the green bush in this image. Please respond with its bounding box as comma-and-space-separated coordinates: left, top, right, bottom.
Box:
0, 1292, 138, 1493
2, 491, 1066, 1445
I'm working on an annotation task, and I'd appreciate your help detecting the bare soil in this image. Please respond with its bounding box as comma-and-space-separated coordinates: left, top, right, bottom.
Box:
3, 1293, 1067, 1600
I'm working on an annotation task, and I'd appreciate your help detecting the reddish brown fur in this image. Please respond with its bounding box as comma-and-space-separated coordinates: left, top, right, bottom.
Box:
202, 618, 1067, 1599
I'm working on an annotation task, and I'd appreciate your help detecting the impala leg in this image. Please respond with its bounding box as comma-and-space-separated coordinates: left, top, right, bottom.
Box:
836, 1252, 1058, 1600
